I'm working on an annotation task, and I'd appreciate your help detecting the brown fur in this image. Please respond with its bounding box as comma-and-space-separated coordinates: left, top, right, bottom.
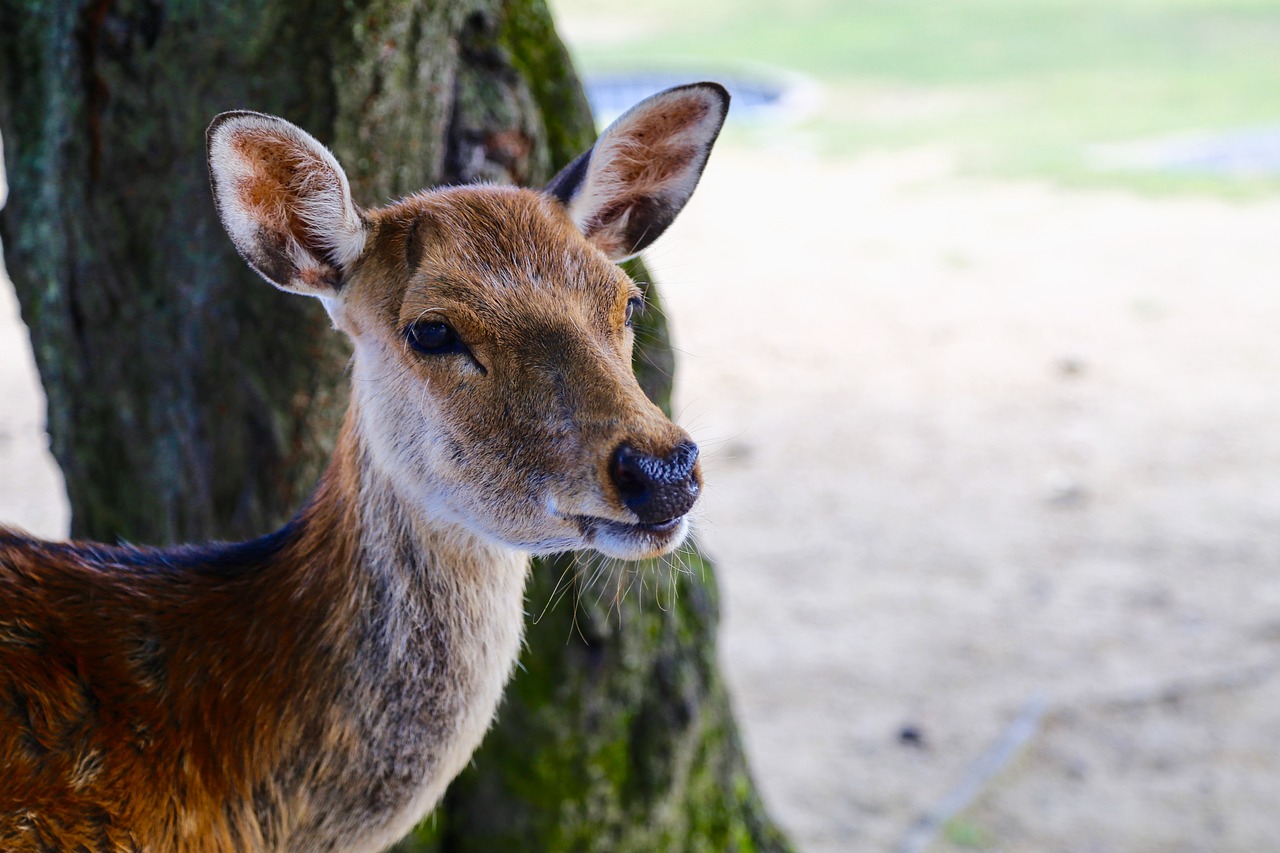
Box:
0, 84, 728, 852
0, 435, 362, 850
232, 131, 327, 251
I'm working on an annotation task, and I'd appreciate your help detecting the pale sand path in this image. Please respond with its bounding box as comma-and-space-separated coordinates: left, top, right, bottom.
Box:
650, 148, 1280, 851
0, 262, 68, 539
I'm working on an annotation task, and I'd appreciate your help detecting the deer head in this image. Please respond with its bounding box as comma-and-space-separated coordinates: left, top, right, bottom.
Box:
206, 84, 728, 560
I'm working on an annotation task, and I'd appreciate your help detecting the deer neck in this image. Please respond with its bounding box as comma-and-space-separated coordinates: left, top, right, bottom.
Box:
273, 404, 530, 848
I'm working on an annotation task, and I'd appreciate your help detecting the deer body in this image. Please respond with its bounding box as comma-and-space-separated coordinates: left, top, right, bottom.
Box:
1, 411, 526, 850
0, 84, 728, 851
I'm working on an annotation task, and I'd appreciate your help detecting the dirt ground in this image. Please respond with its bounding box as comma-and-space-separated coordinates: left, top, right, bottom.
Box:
4, 147, 1280, 851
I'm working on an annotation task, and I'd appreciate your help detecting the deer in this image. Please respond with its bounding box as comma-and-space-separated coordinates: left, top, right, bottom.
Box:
0, 82, 728, 852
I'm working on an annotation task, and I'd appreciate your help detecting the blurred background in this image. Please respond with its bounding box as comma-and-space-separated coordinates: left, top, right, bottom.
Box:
548, 1, 1280, 851
4, 0, 1280, 850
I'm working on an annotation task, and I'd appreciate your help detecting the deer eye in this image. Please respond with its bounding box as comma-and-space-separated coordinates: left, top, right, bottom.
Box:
625, 296, 643, 327
406, 320, 463, 355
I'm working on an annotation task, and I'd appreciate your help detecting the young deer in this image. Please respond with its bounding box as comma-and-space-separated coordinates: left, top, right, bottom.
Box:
0, 83, 727, 852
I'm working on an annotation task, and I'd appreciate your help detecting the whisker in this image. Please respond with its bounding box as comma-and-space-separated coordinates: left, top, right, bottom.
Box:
532, 557, 578, 625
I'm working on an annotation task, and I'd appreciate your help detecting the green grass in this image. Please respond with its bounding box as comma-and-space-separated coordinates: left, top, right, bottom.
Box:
943, 817, 991, 848
549, 0, 1280, 194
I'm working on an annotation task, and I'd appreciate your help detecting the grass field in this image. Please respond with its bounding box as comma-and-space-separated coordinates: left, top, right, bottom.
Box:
550, 0, 1280, 194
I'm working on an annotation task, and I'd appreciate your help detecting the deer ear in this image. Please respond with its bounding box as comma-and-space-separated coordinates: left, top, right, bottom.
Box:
546, 82, 729, 261
207, 111, 368, 296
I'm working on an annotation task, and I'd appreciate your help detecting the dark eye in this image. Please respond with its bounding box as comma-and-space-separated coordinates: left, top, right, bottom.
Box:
406, 320, 463, 355
625, 296, 643, 327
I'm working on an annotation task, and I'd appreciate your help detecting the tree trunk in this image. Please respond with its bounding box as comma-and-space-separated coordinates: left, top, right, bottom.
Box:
0, 1, 790, 849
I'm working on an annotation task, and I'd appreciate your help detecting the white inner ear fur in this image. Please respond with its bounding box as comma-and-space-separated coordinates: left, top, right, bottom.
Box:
564, 87, 723, 236
209, 113, 367, 291
292, 155, 367, 270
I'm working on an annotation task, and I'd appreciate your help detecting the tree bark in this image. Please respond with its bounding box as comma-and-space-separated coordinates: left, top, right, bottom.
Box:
0, 1, 790, 849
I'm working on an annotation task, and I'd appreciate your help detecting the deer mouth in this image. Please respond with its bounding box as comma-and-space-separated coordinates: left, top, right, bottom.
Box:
571, 514, 690, 559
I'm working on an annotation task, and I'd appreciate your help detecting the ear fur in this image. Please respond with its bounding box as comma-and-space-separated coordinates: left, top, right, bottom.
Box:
546, 82, 729, 260
207, 111, 368, 296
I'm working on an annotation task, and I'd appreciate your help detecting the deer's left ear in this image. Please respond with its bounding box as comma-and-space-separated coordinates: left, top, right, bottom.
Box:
545, 83, 729, 261
207, 111, 368, 297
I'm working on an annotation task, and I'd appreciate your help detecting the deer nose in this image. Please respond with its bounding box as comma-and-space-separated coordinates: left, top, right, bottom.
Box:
609, 440, 701, 525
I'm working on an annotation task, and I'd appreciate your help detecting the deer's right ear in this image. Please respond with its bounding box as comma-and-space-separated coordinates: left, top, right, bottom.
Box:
207, 111, 368, 297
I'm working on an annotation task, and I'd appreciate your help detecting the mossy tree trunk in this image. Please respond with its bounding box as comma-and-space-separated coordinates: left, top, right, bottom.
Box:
0, 1, 790, 849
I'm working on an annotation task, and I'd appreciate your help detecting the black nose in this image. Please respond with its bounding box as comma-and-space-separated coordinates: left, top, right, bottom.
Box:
609, 440, 701, 525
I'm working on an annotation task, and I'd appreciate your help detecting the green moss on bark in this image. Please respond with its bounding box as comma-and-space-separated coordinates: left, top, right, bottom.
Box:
430, 543, 790, 852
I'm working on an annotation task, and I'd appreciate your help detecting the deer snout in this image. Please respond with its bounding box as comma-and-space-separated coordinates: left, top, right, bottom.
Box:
609, 440, 701, 525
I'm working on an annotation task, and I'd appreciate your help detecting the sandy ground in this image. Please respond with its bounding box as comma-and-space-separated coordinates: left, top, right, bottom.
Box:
0, 273, 68, 537
4, 147, 1280, 851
